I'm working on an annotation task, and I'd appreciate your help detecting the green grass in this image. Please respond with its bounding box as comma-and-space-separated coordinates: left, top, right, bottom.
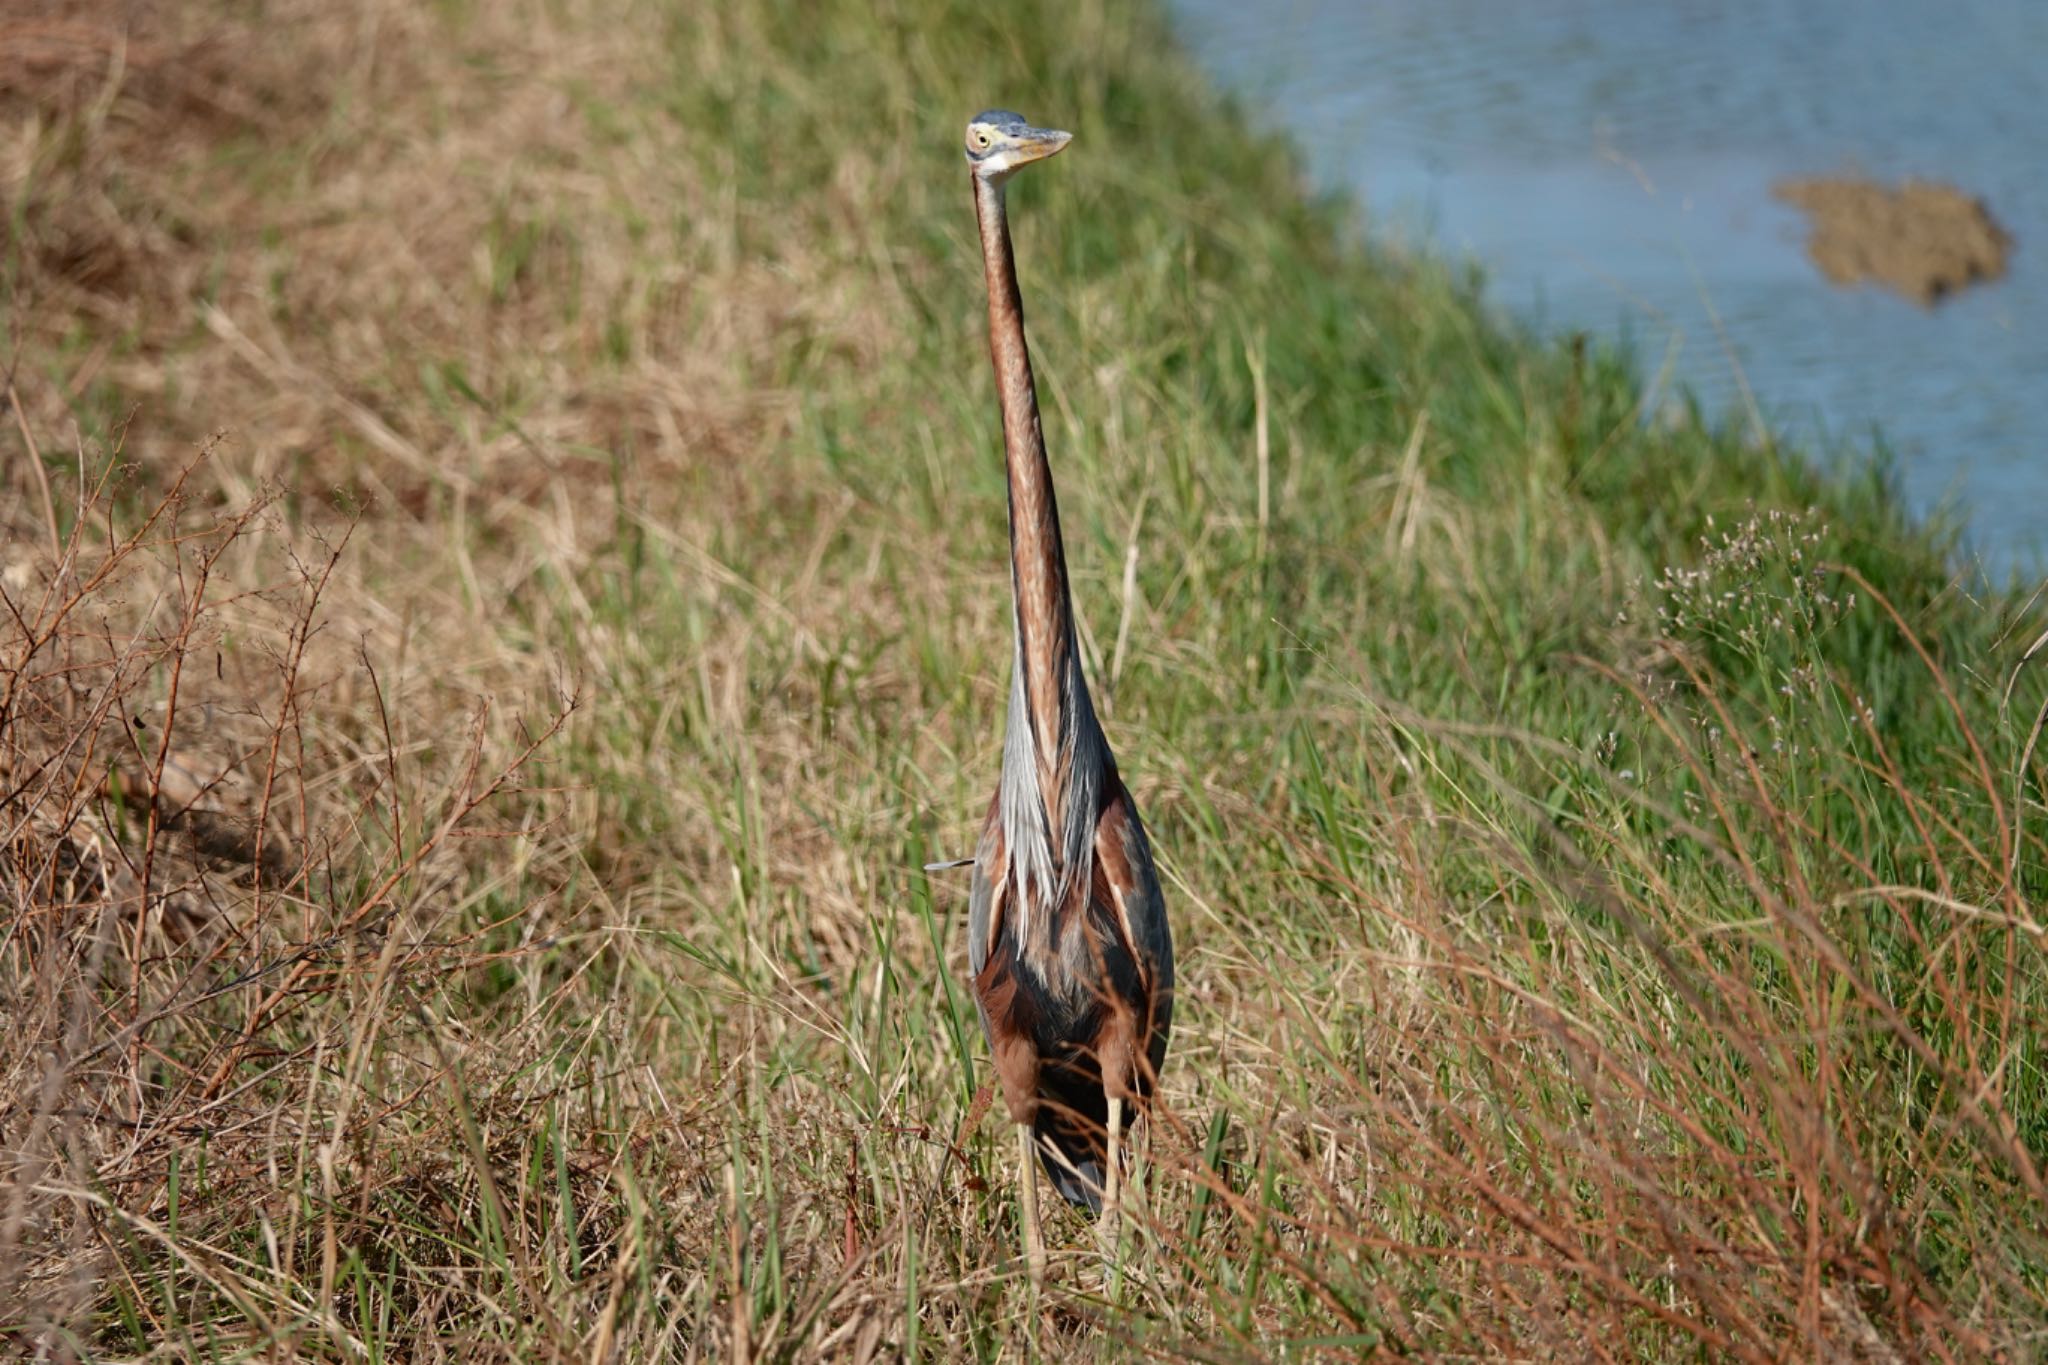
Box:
3, 0, 2045, 1357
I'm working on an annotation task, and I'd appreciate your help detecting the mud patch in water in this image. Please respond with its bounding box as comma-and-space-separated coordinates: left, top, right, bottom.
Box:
1774, 177, 2012, 306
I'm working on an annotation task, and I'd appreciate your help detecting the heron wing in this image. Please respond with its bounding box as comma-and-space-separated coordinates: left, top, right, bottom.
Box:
1095, 783, 1174, 1073
966, 806, 1006, 978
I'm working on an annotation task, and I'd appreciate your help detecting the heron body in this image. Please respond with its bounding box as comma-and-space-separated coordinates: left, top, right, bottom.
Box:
959, 110, 1173, 1277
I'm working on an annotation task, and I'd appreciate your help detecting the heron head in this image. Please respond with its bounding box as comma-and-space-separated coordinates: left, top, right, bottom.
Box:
965, 110, 1073, 181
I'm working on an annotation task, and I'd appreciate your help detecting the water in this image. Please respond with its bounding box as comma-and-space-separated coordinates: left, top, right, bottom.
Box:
1168, 0, 2048, 578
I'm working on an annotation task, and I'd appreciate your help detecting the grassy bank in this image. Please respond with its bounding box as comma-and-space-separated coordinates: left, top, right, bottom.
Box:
4, 0, 2045, 1357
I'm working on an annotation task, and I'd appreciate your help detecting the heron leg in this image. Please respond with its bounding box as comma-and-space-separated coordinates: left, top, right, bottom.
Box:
1096, 1007, 1138, 1239
1016, 1123, 1046, 1288
1108, 1095, 1128, 1212
1100, 1093, 1127, 1277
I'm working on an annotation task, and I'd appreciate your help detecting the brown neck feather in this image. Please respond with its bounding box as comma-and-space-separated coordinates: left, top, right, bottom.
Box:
974, 171, 1072, 786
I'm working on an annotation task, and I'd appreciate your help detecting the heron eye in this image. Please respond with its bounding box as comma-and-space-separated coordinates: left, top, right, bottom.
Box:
973, 130, 990, 149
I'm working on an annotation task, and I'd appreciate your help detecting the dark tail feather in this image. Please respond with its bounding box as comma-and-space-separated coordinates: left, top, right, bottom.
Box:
1034, 1070, 1108, 1213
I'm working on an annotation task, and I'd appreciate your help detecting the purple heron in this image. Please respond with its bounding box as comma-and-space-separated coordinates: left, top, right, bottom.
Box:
960, 110, 1174, 1287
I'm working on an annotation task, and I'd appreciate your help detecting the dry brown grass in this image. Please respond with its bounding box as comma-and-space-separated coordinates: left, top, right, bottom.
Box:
1, 2, 791, 1354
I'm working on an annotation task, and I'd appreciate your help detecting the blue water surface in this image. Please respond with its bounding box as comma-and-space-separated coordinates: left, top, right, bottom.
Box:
1169, 0, 2047, 577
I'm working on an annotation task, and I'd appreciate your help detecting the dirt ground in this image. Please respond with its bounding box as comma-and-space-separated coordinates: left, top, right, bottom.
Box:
1774, 176, 2012, 306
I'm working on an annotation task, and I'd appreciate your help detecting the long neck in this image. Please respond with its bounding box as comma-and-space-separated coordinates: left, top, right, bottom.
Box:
974, 173, 1075, 789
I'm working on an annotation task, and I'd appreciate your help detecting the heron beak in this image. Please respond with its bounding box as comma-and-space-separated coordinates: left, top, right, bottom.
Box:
1014, 126, 1074, 165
